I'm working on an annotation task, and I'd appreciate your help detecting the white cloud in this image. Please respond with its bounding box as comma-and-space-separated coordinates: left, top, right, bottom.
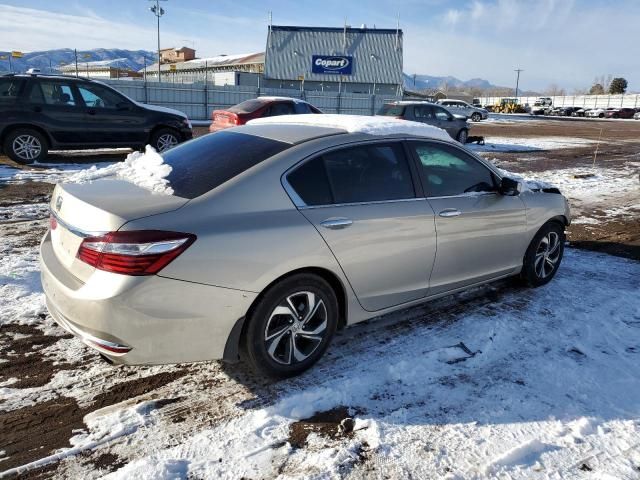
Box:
0, 4, 263, 57
407, 0, 640, 91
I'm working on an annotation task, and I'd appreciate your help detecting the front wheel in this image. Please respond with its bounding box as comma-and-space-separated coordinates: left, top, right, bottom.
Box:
150, 128, 180, 152
457, 129, 468, 144
242, 274, 338, 378
3, 128, 48, 164
521, 222, 565, 287
471, 112, 482, 122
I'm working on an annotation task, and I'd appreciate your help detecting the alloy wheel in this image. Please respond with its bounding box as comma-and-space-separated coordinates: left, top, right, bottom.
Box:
534, 231, 561, 279
156, 133, 178, 152
12, 135, 42, 161
264, 291, 328, 365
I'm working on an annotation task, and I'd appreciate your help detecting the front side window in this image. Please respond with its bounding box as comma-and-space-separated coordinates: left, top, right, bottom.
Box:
36, 81, 78, 106
294, 102, 311, 114
77, 84, 125, 109
0, 78, 24, 103
434, 107, 452, 121
287, 143, 415, 206
411, 142, 497, 197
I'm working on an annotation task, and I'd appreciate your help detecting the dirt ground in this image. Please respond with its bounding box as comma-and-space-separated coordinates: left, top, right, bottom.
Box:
473, 118, 640, 261
0, 116, 638, 477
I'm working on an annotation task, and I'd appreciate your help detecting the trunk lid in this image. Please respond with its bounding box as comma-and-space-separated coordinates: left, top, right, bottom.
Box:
49, 179, 188, 282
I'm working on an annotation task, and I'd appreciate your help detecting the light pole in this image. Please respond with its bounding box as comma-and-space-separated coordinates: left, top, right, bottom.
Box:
149, 0, 167, 82
514, 68, 524, 98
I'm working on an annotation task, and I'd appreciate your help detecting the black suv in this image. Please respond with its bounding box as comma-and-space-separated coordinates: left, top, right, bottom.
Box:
0, 74, 193, 164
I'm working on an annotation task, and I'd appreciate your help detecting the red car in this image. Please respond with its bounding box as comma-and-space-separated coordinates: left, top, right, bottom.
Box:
604, 107, 637, 119
209, 97, 322, 132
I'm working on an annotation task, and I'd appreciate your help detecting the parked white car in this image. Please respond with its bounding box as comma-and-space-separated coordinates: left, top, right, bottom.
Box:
437, 99, 488, 121
586, 108, 613, 118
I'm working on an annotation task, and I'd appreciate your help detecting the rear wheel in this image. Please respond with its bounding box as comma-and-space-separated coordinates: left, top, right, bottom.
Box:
150, 128, 180, 152
3, 128, 48, 164
471, 112, 482, 122
457, 129, 468, 144
521, 222, 565, 287
243, 274, 338, 378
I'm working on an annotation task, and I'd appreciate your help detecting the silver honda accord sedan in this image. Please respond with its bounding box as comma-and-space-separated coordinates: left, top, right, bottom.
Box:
40, 115, 570, 377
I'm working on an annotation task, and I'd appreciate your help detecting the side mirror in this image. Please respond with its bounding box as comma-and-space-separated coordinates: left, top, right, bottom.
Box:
499, 176, 523, 196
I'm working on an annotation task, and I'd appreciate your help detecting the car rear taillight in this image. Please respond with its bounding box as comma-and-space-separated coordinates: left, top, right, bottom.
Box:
50, 214, 58, 231
77, 230, 196, 276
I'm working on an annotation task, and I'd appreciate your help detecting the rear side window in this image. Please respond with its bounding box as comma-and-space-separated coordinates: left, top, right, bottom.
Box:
228, 99, 267, 114
36, 81, 78, 106
287, 143, 415, 206
0, 78, 24, 103
414, 105, 434, 120
377, 104, 405, 116
162, 131, 290, 199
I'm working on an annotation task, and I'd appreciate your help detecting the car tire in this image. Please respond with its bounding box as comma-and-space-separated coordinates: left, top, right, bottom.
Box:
471, 112, 482, 122
457, 129, 469, 144
3, 128, 48, 164
242, 273, 339, 378
150, 128, 180, 152
520, 222, 565, 287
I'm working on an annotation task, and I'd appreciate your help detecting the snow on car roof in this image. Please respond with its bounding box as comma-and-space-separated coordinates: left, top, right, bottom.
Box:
247, 114, 453, 142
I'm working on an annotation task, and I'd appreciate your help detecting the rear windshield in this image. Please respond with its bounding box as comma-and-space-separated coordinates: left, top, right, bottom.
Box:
161, 131, 290, 199
228, 99, 268, 114
377, 104, 406, 116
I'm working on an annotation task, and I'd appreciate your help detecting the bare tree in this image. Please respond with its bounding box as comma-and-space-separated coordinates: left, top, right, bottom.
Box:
545, 84, 566, 96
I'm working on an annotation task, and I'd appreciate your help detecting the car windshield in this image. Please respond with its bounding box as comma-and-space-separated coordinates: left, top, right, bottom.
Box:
377, 104, 406, 116
228, 99, 269, 114
161, 131, 290, 199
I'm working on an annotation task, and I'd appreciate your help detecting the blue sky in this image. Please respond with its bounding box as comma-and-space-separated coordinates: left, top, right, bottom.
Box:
1, 0, 638, 91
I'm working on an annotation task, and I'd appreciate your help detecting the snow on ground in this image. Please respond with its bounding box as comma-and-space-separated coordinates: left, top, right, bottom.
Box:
1, 143, 639, 479
497, 162, 640, 222
0, 162, 116, 185
93, 247, 639, 479
469, 136, 598, 153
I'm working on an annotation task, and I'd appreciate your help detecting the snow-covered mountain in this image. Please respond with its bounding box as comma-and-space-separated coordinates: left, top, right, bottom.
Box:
1, 48, 505, 93
0, 48, 156, 73
403, 73, 499, 91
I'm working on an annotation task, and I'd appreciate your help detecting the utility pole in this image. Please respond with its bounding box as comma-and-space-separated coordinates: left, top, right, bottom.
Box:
74, 49, 79, 77
149, 0, 167, 82
514, 68, 523, 97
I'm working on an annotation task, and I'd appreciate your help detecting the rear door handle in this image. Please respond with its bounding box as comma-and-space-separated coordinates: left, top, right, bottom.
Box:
320, 217, 353, 230
439, 209, 462, 217
87, 109, 96, 115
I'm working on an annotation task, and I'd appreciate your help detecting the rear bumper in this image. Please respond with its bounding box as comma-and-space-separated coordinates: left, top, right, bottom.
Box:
40, 231, 257, 365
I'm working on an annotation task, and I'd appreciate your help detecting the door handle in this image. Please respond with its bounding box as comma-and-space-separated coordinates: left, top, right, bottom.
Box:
87, 109, 96, 115
439, 209, 462, 217
33, 106, 42, 113
320, 218, 353, 230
